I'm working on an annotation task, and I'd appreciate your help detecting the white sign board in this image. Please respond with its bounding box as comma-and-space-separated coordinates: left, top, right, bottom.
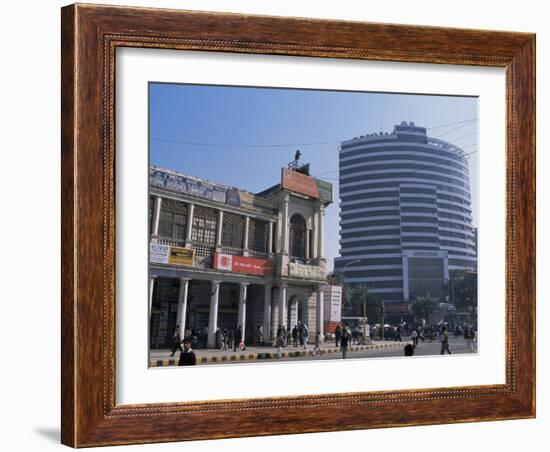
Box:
149, 242, 169, 264
323, 285, 342, 323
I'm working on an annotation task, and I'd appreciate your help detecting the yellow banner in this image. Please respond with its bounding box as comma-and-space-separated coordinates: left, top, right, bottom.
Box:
168, 246, 194, 266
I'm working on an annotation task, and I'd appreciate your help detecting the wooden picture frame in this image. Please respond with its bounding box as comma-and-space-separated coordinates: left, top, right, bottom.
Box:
61, 3, 535, 447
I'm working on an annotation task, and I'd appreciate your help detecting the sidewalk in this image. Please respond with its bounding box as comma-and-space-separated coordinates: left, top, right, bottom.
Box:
149, 340, 405, 367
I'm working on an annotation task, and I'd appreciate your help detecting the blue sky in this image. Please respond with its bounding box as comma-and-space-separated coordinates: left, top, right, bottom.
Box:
149, 83, 478, 270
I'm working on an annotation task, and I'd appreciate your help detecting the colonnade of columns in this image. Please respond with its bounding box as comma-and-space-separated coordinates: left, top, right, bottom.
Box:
149, 276, 326, 348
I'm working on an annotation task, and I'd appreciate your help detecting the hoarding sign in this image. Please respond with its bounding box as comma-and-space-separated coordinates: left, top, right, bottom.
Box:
214, 253, 273, 276
323, 285, 342, 323
281, 168, 320, 198
288, 262, 323, 279
168, 246, 194, 266
150, 167, 226, 203
150, 243, 169, 264
225, 189, 241, 207
329, 286, 342, 322
314, 178, 333, 204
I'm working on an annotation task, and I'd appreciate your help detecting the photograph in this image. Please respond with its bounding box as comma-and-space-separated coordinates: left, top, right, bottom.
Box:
147, 83, 479, 367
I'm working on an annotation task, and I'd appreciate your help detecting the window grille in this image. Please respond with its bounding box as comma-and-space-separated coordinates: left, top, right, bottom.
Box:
248, 219, 268, 253
191, 205, 217, 244
221, 212, 244, 249
158, 199, 187, 240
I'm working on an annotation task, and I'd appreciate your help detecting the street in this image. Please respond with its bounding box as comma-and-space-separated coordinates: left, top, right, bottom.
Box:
149, 335, 476, 366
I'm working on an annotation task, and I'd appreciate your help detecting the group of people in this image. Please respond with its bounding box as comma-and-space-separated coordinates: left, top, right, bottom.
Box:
275, 321, 320, 358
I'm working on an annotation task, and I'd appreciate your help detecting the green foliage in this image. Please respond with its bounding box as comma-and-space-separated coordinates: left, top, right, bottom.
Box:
342, 283, 382, 323
411, 297, 439, 320
450, 270, 478, 311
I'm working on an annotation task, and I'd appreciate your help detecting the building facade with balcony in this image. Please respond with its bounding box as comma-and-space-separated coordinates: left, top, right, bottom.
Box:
149, 164, 333, 349
335, 121, 477, 321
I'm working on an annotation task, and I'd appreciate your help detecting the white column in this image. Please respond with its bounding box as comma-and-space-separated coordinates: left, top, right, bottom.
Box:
289, 298, 298, 329
312, 212, 319, 259
316, 287, 325, 340
305, 228, 311, 259
238, 282, 249, 344
263, 285, 272, 342
185, 203, 195, 245
317, 204, 325, 259
216, 210, 224, 247
268, 221, 274, 254
243, 216, 250, 254
148, 277, 156, 312
207, 281, 221, 348
282, 195, 290, 254
278, 284, 287, 328
151, 196, 162, 240
176, 278, 191, 334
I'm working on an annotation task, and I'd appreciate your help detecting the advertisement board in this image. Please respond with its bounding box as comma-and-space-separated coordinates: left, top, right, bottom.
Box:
150, 243, 194, 266
168, 246, 194, 266
150, 243, 169, 264
150, 167, 235, 204
323, 285, 342, 323
288, 262, 323, 279
213, 253, 273, 276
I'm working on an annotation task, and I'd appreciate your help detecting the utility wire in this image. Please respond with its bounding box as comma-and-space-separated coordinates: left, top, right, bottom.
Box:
151, 118, 478, 150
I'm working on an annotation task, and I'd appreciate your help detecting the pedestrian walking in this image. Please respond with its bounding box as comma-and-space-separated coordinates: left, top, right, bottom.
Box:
335, 324, 342, 348
297, 321, 304, 347
312, 331, 321, 356
440, 326, 452, 355
255, 323, 263, 345
411, 329, 418, 349
178, 337, 197, 366
395, 326, 402, 342
467, 327, 476, 351
233, 325, 243, 352
301, 323, 309, 350
170, 325, 183, 356
275, 331, 284, 359
340, 329, 350, 359
292, 325, 298, 347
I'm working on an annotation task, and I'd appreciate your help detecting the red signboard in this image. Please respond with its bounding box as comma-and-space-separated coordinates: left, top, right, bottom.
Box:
281, 168, 320, 198
213, 253, 274, 276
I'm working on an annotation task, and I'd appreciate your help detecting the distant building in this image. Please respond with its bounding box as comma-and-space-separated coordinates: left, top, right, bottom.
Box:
335, 121, 477, 321
149, 162, 333, 349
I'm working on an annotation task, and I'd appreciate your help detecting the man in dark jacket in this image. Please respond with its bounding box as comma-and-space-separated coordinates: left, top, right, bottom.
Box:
178, 338, 197, 366
335, 324, 342, 348
340, 329, 350, 359
234, 325, 243, 351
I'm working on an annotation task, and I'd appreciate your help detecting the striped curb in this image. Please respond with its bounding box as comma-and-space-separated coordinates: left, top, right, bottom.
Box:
149, 341, 405, 367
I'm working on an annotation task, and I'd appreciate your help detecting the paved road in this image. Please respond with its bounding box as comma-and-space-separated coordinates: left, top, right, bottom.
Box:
194, 336, 475, 365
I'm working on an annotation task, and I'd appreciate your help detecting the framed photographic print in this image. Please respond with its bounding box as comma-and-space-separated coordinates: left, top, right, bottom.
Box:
61, 3, 535, 447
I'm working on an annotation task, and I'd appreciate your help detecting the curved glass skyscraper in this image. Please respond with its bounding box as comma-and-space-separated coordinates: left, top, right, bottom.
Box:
335, 121, 477, 316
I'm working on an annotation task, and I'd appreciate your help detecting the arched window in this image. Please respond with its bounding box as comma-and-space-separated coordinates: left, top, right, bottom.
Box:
289, 214, 307, 258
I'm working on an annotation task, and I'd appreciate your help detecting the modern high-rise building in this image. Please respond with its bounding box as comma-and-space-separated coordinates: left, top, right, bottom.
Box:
335, 121, 477, 320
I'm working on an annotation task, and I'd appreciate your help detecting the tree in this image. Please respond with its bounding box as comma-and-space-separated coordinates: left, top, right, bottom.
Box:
342, 283, 382, 324
451, 270, 478, 311
412, 297, 439, 322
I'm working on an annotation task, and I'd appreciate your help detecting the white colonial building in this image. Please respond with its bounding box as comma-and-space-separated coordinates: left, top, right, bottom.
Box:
149, 162, 333, 349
